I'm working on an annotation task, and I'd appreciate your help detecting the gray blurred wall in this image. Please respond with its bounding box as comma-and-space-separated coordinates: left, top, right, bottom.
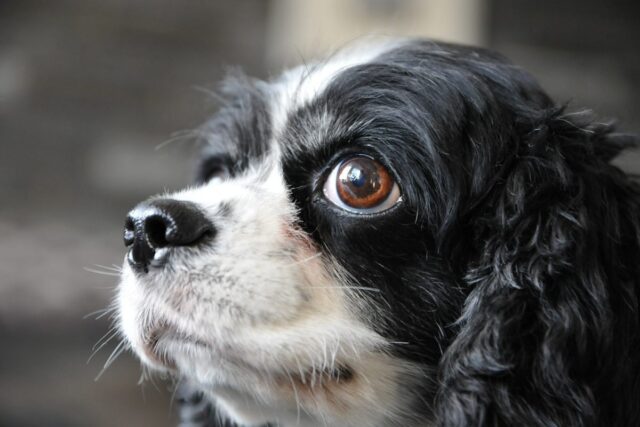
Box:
1, 2, 270, 426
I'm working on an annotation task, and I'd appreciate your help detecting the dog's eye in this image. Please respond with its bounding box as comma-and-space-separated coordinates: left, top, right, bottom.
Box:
197, 155, 232, 183
323, 155, 401, 214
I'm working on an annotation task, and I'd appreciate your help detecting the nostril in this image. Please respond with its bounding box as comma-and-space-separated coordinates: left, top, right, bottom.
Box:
124, 216, 136, 247
145, 215, 170, 248
199, 227, 215, 242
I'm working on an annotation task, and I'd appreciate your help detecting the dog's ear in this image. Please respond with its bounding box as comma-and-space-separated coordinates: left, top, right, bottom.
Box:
436, 109, 640, 426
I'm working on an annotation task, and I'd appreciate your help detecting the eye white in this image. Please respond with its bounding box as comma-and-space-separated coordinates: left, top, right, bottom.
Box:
322, 160, 402, 214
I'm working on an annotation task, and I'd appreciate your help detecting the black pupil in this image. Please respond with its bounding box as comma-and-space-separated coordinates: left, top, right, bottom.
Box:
339, 158, 381, 198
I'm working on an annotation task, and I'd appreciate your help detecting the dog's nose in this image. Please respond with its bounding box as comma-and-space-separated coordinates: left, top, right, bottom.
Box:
124, 199, 215, 273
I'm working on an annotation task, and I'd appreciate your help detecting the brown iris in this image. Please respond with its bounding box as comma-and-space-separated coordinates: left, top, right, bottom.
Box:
336, 156, 394, 209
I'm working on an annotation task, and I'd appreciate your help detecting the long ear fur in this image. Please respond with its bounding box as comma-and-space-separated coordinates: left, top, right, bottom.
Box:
437, 109, 640, 426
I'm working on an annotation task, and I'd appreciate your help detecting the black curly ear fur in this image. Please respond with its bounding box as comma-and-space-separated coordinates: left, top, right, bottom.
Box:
437, 109, 640, 426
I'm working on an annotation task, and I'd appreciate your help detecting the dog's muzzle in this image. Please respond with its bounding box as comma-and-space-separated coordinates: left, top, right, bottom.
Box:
123, 199, 215, 273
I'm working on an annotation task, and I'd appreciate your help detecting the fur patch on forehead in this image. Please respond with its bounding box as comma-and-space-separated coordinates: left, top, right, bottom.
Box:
269, 38, 407, 138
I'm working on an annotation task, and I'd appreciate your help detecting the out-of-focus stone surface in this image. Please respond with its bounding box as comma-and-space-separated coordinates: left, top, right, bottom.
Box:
0, 321, 173, 427
0, 1, 269, 425
490, 0, 640, 150
0, 0, 637, 426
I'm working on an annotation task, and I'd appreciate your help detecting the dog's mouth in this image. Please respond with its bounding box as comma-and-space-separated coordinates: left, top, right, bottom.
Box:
141, 322, 209, 370
140, 321, 355, 390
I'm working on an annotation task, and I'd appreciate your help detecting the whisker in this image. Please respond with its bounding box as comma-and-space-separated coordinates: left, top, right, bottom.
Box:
88, 329, 121, 364
93, 264, 123, 273
83, 307, 114, 320
84, 267, 121, 277
284, 252, 322, 266
92, 326, 119, 350
154, 129, 208, 151
306, 286, 380, 292
95, 339, 127, 381
139, 373, 148, 403
192, 85, 228, 105
168, 378, 184, 413
87, 335, 118, 364
95, 306, 117, 320
102, 339, 127, 371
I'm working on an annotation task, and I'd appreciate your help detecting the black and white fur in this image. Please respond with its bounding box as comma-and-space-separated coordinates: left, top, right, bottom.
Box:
116, 39, 640, 426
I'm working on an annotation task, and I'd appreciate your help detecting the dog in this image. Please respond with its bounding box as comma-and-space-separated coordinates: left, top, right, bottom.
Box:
116, 39, 640, 426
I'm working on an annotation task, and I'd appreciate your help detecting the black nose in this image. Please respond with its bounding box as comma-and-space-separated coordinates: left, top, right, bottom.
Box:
124, 199, 215, 273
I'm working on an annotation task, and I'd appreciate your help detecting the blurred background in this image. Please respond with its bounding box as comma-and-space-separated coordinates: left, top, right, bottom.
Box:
0, 0, 638, 425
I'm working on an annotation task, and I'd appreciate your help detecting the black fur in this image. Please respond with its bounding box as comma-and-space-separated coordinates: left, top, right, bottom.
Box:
197, 72, 273, 183
192, 40, 640, 426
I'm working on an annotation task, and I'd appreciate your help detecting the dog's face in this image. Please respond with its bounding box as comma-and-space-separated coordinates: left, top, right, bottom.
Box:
117, 39, 637, 426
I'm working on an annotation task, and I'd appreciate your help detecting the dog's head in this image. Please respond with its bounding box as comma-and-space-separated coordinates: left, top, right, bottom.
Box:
116, 39, 640, 426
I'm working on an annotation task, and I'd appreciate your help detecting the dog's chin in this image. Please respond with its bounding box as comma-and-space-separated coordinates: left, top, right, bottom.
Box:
123, 284, 366, 392
145, 326, 356, 393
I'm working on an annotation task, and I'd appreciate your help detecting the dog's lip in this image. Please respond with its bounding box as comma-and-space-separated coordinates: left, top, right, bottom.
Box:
141, 322, 210, 369
161, 331, 212, 352
141, 327, 175, 369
